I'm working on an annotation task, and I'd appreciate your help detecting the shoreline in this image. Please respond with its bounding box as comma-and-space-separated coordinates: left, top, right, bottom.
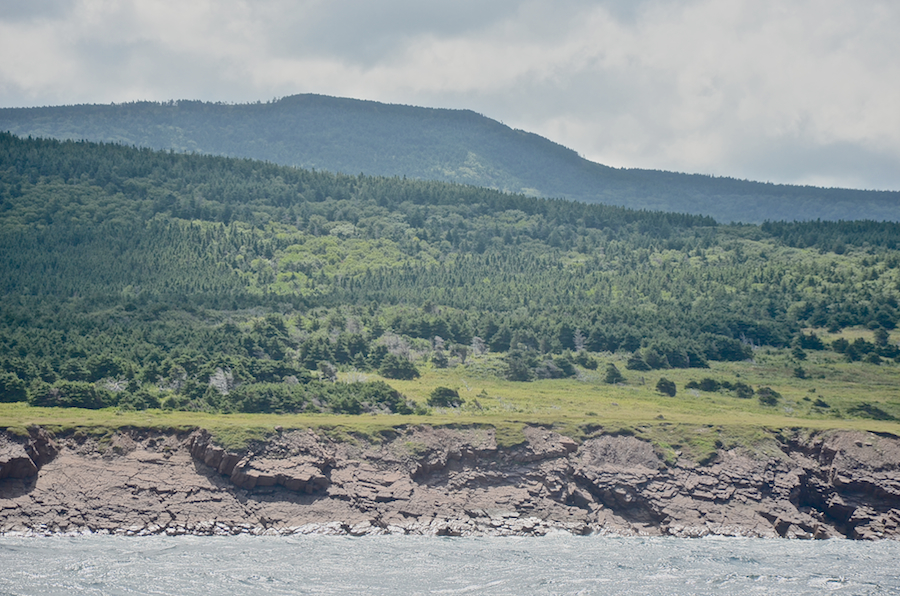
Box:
0, 522, 788, 539
3, 425, 900, 540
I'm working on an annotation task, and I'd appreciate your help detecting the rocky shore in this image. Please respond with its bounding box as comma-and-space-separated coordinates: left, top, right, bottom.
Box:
2, 424, 900, 539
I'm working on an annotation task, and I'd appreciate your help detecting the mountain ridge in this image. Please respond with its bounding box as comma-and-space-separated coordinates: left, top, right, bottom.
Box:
2, 93, 898, 223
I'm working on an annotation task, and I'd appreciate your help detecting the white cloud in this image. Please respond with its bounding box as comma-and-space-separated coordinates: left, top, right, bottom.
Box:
0, 0, 898, 190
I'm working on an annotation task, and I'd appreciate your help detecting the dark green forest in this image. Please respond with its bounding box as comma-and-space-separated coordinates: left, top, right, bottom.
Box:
2, 95, 899, 223
1, 133, 899, 415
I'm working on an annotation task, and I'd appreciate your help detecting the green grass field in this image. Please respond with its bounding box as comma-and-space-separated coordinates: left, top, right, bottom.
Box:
5, 330, 900, 461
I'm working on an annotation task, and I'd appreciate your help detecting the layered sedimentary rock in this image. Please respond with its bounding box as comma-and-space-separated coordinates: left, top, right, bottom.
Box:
0, 428, 57, 480
2, 425, 899, 539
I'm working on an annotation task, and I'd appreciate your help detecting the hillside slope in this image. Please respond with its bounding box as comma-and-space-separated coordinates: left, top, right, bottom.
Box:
2, 133, 900, 422
2, 95, 898, 223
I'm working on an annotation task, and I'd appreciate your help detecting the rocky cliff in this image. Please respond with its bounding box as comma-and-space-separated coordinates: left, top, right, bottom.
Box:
2, 425, 899, 539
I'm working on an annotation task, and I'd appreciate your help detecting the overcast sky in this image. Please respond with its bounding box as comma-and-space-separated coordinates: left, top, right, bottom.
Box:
2, 0, 898, 191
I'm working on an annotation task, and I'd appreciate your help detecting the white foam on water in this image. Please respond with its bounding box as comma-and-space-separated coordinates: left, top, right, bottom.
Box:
0, 534, 898, 595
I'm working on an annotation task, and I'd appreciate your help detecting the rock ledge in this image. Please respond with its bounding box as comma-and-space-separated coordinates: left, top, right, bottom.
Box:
2, 425, 900, 540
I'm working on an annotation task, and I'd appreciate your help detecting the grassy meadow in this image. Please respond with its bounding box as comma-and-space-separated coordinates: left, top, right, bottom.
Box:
6, 326, 900, 462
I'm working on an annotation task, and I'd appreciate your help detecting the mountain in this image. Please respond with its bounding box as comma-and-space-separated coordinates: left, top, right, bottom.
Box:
1, 94, 898, 223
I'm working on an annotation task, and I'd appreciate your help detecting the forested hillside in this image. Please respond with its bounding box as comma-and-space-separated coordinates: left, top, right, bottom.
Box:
1, 133, 899, 417
2, 95, 898, 223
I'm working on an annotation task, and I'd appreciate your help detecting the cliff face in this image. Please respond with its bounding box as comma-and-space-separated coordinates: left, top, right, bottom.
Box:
2, 425, 899, 539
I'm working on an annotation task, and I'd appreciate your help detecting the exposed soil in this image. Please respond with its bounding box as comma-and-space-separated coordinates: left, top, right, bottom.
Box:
2, 425, 900, 538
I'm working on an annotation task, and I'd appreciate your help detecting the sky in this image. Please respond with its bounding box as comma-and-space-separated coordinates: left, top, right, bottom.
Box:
1, 0, 899, 191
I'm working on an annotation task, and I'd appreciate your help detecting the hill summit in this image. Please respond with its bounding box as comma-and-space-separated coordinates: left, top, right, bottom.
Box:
1, 94, 899, 222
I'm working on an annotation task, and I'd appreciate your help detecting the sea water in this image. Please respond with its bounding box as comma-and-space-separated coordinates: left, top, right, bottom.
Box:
1, 534, 898, 595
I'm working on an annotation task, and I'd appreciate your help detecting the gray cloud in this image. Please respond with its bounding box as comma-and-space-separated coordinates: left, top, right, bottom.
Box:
0, 0, 898, 191
0, 0, 75, 22
260, 0, 529, 64
725, 138, 900, 191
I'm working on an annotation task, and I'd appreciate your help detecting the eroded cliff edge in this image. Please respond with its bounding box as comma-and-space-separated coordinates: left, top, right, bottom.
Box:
2, 425, 900, 539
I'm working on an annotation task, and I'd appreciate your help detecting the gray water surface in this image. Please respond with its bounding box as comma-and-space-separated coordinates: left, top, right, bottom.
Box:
1, 534, 897, 595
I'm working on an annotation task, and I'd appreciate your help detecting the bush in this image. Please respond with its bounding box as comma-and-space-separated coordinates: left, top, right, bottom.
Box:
644, 349, 669, 370
506, 358, 534, 382
573, 351, 598, 370
317, 361, 338, 382
831, 338, 850, 353
431, 350, 449, 368
865, 353, 883, 365
732, 382, 754, 399
224, 380, 411, 415
28, 381, 112, 409
534, 355, 577, 379
878, 343, 900, 359
702, 335, 751, 361
656, 377, 676, 397
378, 353, 420, 380
0, 372, 27, 403
117, 387, 161, 410
757, 386, 781, 406
604, 363, 624, 384
367, 344, 389, 369
226, 383, 310, 414
626, 352, 651, 371
798, 332, 825, 350
698, 378, 721, 392
847, 402, 895, 421
428, 386, 461, 408
86, 353, 128, 382
337, 380, 412, 415
505, 348, 536, 382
